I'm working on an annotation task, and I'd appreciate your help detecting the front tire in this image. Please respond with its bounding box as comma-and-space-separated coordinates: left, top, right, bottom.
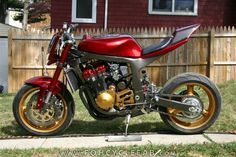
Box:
13, 84, 75, 136
159, 73, 221, 134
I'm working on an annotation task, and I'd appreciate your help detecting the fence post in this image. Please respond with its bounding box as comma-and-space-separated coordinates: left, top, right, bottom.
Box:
207, 29, 215, 80
8, 29, 13, 93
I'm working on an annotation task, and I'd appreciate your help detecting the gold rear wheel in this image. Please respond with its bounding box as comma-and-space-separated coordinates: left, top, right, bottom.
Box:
160, 73, 221, 134
167, 83, 215, 129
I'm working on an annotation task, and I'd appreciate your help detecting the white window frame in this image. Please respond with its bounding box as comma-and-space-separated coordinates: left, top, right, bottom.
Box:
148, 0, 198, 16
71, 0, 97, 23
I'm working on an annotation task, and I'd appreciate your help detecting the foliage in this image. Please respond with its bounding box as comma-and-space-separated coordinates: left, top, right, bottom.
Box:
0, 0, 23, 23
13, 0, 51, 24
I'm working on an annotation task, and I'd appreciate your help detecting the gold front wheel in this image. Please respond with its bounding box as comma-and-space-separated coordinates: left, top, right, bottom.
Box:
159, 73, 221, 134
13, 84, 74, 136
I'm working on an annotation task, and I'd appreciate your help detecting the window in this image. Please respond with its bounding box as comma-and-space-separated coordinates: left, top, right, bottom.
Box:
149, 0, 198, 16
72, 0, 97, 23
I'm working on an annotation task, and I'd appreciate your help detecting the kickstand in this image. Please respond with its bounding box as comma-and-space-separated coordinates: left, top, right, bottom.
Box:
125, 114, 131, 136
105, 114, 142, 142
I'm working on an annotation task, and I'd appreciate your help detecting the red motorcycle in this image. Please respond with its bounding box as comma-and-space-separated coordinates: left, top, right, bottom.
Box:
13, 23, 221, 136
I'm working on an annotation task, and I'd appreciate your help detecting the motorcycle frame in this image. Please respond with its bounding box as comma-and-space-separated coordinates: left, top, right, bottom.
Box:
80, 24, 200, 102
81, 52, 161, 102
26, 24, 200, 112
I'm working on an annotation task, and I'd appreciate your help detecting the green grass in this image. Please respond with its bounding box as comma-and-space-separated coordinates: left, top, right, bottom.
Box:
0, 142, 236, 157
0, 80, 236, 136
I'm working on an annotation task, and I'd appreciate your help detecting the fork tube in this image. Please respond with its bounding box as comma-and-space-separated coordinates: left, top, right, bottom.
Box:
48, 44, 72, 93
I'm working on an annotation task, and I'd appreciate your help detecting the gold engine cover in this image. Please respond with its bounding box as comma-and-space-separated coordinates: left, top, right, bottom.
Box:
95, 86, 116, 110
116, 89, 134, 109
95, 85, 135, 110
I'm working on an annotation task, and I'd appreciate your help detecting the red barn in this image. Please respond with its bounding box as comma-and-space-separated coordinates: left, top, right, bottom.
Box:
51, 0, 236, 29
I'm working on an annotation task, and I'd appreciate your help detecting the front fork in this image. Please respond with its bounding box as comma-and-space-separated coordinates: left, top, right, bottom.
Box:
36, 44, 72, 109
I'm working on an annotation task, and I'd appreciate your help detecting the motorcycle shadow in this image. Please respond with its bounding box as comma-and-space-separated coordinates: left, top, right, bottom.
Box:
1, 119, 172, 136
1, 121, 30, 136
65, 119, 172, 135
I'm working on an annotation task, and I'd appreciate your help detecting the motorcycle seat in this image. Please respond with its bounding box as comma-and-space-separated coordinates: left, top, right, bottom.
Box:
142, 37, 173, 55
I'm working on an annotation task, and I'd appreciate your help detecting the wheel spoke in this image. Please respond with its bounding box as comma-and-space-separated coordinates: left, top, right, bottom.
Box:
187, 84, 194, 95
202, 109, 209, 117
168, 108, 182, 115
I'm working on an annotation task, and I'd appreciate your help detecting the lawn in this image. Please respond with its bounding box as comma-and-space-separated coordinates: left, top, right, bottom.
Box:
0, 81, 236, 157
0, 142, 236, 157
0, 80, 236, 136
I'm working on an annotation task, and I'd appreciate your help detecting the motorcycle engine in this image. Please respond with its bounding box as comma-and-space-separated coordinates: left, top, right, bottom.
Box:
82, 62, 134, 111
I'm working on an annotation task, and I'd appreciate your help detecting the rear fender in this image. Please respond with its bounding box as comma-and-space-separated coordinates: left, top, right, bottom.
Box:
171, 24, 200, 44
142, 24, 200, 58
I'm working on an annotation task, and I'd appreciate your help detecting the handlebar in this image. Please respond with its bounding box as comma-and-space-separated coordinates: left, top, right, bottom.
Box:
63, 22, 79, 34
61, 23, 79, 44
70, 24, 79, 32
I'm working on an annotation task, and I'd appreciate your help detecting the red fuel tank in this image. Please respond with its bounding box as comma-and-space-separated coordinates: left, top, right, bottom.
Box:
78, 35, 142, 58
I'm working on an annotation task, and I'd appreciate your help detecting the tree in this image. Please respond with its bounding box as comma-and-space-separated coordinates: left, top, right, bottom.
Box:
0, 0, 23, 23
22, 0, 29, 30
28, 0, 51, 23
14, 0, 51, 24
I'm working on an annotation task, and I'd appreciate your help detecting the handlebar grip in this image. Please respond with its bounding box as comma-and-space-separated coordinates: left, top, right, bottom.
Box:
70, 24, 79, 32
71, 24, 79, 29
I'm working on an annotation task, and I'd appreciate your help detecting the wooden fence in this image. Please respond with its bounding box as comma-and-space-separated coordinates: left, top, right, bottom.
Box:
8, 26, 236, 93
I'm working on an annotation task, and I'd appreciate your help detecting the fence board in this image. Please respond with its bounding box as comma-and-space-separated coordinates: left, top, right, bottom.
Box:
7, 27, 236, 93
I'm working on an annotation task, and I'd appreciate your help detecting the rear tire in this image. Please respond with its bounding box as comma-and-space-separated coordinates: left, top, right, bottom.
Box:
159, 73, 221, 134
13, 84, 75, 136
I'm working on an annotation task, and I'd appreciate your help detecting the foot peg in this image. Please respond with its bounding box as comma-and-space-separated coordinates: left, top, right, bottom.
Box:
105, 114, 142, 142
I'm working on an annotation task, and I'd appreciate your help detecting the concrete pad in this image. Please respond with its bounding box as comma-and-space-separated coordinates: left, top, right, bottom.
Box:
38, 134, 210, 149
42, 136, 105, 148
0, 138, 46, 149
0, 134, 215, 149
205, 133, 236, 143
142, 134, 210, 145
42, 136, 145, 148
